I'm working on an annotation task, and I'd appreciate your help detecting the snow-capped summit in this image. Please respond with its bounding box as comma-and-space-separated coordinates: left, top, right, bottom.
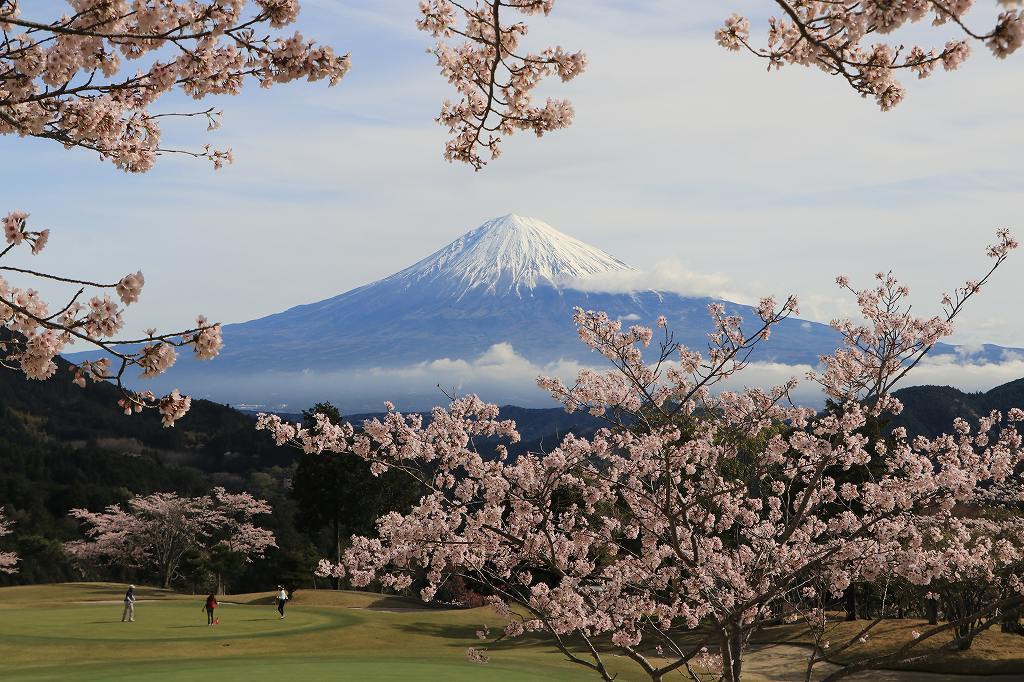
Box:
385, 214, 633, 297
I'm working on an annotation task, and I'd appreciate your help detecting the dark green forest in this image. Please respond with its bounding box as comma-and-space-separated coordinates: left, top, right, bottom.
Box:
0, 356, 601, 594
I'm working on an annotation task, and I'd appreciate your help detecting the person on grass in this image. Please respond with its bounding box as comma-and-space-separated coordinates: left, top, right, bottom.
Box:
121, 585, 136, 622
203, 593, 218, 626
276, 585, 288, 619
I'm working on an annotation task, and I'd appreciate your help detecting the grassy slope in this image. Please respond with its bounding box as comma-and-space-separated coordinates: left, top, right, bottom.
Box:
0, 583, 612, 681
2, 584, 1023, 681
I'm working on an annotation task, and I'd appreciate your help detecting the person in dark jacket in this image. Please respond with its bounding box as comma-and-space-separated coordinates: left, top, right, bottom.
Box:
203, 593, 218, 626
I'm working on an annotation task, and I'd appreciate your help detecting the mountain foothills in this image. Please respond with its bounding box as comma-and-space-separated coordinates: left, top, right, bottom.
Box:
67, 214, 1021, 412
1, 341, 1022, 589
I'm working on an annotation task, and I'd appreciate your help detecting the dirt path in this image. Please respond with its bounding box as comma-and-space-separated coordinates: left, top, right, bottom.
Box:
741, 643, 1020, 681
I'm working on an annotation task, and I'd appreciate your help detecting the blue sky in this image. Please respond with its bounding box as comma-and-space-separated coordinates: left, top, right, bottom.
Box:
4, 1, 1024, 395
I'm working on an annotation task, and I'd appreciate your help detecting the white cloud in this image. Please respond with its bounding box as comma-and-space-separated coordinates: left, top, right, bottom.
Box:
563, 260, 741, 300
907, 353, 1024, 392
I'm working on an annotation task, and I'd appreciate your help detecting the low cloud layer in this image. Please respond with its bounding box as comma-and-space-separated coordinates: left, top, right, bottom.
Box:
211, 343, 1024, 415
561, 260, 742, 300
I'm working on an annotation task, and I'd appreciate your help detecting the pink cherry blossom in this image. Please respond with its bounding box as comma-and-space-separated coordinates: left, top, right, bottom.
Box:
260, 230, 1022, 682
0, 511, 18, 574
66, 488, 276, 588
416, 0, 585, 169
0, 210, 221, 423
720, 2, 1024, 111
0, 1, 349, 171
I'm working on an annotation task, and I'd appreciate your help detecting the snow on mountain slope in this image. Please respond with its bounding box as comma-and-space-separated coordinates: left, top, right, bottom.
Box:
384, 214, 634, 297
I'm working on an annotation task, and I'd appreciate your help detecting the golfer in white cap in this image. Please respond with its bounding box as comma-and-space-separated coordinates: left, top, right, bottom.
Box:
122, 585, 136, 622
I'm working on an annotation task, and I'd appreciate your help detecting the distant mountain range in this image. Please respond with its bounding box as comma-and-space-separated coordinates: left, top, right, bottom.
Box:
66, 214, 1023, 411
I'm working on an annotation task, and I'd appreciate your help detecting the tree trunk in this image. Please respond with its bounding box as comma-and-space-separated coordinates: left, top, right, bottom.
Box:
953, 622, 975, 651
719, 626, 744, 682
333, 517, 342, 590
860, 583, 873, 620
216, 572, 225, 596
844, 586, 857, 621
926, 598, 938, 625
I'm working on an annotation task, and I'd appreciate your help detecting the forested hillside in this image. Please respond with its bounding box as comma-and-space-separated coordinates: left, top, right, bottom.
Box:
0, 355, 308, 589
891, 378, 1024, 438
0, 357, 599, 591
2, 353, 1020, 591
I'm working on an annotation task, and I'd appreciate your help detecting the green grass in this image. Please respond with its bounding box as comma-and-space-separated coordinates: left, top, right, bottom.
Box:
0, 583, 610, 681
2, 584, 1022, 680
6, 656, 595, 681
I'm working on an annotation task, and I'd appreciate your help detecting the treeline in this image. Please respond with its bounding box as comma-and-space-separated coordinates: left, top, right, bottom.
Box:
0, 356, 599, 594
0, 358, 387, 592
1, 351, 1022, 595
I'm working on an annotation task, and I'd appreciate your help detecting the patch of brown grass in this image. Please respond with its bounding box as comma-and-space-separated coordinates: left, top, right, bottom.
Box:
757, 617, 1024, 675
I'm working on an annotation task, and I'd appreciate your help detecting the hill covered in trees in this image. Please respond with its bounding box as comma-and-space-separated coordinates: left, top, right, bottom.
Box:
891, 378, 1024, 438
0, 356, 599, 591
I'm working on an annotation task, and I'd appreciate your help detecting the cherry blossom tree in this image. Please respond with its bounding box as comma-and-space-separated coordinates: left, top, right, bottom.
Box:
0, 510, 18, 574
258, 229, 1023, 681
65, 487, 276, 588
4, 2, 1022, 172
716, 1, 1024, 112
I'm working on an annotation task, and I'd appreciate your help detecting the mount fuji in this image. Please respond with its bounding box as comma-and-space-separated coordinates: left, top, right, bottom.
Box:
68, 214, 1020, 411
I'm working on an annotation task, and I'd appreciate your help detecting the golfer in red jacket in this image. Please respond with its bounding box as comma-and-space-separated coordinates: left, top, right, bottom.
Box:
203, 594, 218, 626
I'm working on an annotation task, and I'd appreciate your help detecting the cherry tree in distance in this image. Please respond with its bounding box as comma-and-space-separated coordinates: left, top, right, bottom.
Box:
65, 488, 276, 589
0, 510, 17, 574
259, 230, 1023, 681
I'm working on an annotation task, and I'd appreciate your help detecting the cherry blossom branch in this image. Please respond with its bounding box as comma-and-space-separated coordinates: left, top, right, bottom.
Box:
717, 1, 1024, 111
416, 0, 585, 169
1, 210, 223, 426
0, 1, 350, 171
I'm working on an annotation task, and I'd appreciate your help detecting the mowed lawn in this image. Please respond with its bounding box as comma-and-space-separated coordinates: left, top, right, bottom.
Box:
2, 584, 1023, 681
0, 583, 612, 681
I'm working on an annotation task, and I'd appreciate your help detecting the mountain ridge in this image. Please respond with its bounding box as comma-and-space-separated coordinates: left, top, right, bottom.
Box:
65, 214, 1024, 411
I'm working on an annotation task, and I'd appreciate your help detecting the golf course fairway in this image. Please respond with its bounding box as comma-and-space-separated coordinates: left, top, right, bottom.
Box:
0, 583, 605, 681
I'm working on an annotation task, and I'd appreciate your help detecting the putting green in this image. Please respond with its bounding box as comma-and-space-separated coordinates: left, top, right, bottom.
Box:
0, 601, 357, 642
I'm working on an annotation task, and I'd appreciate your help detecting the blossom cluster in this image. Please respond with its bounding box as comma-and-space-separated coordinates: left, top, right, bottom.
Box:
0, 510, 17, 574
260, 230, 1021, 681
416, 0, 585, 169
1, 210, 223, 426
0, 0, 349, 171
717, 1, 1024, 110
